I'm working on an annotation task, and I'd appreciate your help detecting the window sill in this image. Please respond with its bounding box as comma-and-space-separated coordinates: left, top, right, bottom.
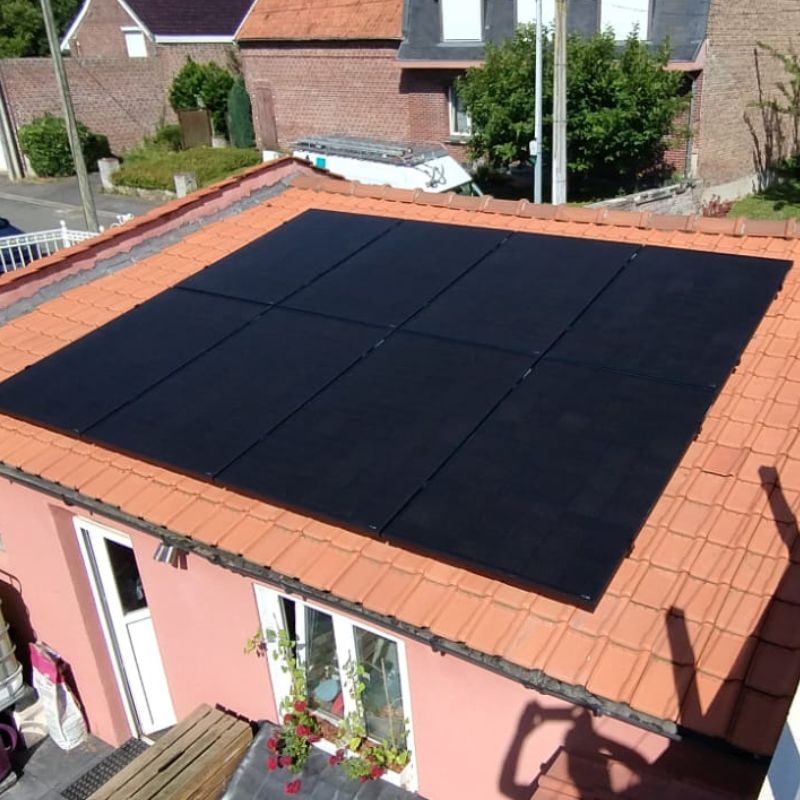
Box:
447, 135, 470, 144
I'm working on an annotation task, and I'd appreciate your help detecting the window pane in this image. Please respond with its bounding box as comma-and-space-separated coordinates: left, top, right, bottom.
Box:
304, 607, 344, 720
354, 628, 407, 748
104, 539, 147, 614
442, 0, 481, 41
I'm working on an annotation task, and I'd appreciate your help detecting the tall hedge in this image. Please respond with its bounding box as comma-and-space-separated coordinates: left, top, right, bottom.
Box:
227, 77, 255, 149
169, 58, 235, 138
18, 114, 110, 177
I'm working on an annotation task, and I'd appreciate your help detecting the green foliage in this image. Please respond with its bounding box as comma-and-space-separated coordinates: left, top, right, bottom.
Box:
111, 145, 260, 191
457, 27, 688, 195
227, 77, 255, 149
169, 57, 235, 137
755, 41, 800, 154
18, 114, 110, 177
0, 0, 79, 58
150, 124, 182, 152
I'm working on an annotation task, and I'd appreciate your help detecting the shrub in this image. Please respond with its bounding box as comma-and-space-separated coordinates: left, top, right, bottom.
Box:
151, 124, 182, 152
111, 145, 260, 191
169, 58, 235, 137
227, 77, 255, 149
18, 114, 110, 177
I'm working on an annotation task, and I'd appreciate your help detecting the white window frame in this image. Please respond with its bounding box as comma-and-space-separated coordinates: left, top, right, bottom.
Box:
253, 584, 417, 791
448, 86, 472, 139
122, 27, 148, 58
441, 0, 483, 42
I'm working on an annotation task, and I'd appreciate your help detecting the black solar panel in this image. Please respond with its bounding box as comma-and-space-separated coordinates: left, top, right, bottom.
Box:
86, 310, 387, 477
0, 210, 789, 607
284, 220, 507, 326
179, 210, 397, 305
407, 234, 638, 354
0, 289, 264, 434
217, 332, 530, 531
550, 247, 788, 387
385, 358, 714, 605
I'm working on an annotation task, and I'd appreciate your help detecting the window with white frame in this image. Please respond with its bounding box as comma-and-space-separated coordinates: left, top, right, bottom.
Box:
600, 0, 650, 40
254, 585, 416, 786
441, 0, 482, 42
516, 0, 555, 27
122, 29, 147, 58
449, 86, 472, 138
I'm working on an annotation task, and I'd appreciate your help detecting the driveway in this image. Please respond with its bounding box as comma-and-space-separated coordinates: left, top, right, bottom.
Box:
0, 174, 160, 233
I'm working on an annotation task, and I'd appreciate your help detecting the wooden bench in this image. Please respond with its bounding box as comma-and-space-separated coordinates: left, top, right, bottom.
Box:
89, 704, 253, 800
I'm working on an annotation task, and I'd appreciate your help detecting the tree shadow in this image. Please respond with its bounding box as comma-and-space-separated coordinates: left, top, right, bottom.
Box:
744, 46, 787, 192
0, 570, 36, 685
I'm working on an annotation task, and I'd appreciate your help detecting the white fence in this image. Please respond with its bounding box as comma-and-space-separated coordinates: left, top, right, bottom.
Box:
0, 221, 97, 274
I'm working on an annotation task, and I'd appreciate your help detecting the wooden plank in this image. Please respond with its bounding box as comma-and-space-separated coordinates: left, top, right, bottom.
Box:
128, 713, 239, 800
167, 720, 253, 800
88, 705, 217, 800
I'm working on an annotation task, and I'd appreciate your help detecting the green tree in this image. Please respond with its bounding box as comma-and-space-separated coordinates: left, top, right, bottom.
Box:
0, 0, 81, 58
457, 27, 688, 195
754, 41, 800, 155
169, 58, 235, 138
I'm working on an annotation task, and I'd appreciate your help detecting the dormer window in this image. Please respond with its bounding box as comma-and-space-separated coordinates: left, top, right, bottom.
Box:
122, 28, 147, 57
441, 0, 482, 42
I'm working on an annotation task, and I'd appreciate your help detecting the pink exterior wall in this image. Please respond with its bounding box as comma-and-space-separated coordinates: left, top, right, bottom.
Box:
0, 476, 682, 797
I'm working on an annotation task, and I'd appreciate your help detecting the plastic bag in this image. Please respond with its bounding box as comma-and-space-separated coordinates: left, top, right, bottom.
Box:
29, 643, 87, 751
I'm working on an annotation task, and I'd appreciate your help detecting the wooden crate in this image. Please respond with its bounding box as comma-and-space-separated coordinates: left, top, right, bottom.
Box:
89, 705, 253, 800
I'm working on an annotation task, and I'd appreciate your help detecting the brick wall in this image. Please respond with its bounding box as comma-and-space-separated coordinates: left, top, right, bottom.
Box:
696, 0, 800, 187
404, 68, 468, 159
0, 44, 235, 155
240, 43, 409, 146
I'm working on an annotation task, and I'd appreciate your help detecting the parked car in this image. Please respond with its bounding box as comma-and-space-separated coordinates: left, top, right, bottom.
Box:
0, 217, 27, 272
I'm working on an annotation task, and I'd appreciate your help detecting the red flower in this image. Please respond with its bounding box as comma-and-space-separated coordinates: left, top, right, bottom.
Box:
284, 779, 302, 795
266, 737, 278, 752
359, 776, 369, 784
308, 734, 321, 743
279, 755, 293, 767
295, 725, 311, 737
370, 765, 385, 779
283, 713, 293, 724
293, 700, 307, 712
266, 756, 278, 771
328, 754, 339, 766
366, 754, 376, 763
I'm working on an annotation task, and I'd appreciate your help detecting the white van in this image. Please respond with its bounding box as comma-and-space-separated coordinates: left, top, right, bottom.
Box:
291, 136, 481, 195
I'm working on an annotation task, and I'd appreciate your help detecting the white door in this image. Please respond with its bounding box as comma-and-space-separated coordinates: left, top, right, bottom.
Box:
76, 521, 176, 735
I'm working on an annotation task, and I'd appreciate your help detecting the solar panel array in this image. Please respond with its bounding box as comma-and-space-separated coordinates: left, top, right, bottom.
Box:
0, 210, 788, 606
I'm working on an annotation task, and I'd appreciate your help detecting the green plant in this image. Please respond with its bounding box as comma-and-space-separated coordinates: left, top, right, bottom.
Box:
227, 76, 255, 149
755, 41, 800, 155
243, 627, 266, 657
457, 26, 688, 197
111, 146, 260, 191
263, 628, 321, 795
151, 124, 182, 152
18, 114, 110, 177
0, 0, 79, 58
169, 57, 235, 137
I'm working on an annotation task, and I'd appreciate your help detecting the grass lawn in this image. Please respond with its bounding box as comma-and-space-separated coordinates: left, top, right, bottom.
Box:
730, 179, 800, 219
112, 145, 262, 192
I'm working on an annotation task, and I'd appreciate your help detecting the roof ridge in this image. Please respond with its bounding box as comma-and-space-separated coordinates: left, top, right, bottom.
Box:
290, 174, 800, 240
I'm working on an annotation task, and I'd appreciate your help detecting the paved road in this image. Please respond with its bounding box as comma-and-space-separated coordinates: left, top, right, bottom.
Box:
0, 174, 160, 233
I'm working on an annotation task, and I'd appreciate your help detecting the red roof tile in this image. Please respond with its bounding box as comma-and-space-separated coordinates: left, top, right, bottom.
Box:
1, 180, 800, 757
237, 0, 403, 41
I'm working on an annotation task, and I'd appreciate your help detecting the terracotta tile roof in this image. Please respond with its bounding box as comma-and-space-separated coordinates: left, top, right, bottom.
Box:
2, 177, 800, 757
236, 0, 404, 41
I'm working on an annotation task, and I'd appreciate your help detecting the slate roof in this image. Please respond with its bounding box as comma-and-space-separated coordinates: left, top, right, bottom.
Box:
127, 0, 253, 37
1, 177, 800, 759
236, 0, 404, 41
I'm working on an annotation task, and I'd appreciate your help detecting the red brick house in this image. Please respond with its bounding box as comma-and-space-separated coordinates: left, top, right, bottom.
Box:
236, 0, 800, 202
0, 161, 797, 798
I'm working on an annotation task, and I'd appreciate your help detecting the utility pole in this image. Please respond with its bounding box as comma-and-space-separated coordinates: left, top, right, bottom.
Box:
552, 0, 567, 204
533, 0, 543, 203
40, 0, 99, 231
